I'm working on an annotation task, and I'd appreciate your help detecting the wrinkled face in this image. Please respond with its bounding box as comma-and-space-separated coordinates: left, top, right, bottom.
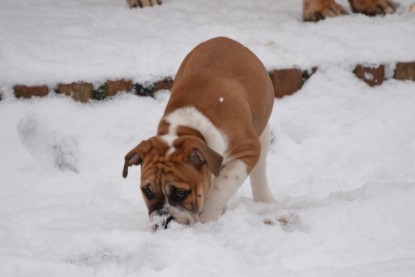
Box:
123, 136, 223, 230
141, 155, 210, 230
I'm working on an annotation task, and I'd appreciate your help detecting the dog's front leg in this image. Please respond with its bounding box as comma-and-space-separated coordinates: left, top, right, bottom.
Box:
199, 160, 248, 222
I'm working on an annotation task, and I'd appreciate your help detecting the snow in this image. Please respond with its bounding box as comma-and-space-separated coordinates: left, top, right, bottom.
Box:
1, 0, 415, 276
1, 0, 415, 87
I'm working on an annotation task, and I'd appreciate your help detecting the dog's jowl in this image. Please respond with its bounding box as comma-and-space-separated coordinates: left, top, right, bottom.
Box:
123, 37, 275, 230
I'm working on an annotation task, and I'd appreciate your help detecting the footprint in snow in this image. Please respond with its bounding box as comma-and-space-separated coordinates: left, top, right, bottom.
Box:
17, 115, 79, 173
263, 213, 308, 232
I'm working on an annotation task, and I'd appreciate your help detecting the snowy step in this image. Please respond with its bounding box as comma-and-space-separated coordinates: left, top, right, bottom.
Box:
9, 61, 415, 102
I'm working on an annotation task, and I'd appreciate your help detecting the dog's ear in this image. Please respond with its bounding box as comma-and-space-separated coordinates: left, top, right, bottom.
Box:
188, 143, 223, 177
122, 139, 152, 178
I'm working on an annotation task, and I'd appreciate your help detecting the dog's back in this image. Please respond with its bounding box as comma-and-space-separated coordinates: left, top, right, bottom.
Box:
164, 37, 274, 138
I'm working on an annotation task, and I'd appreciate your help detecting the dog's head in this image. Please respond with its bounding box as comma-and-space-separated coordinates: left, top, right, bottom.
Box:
123, 135, 223, 230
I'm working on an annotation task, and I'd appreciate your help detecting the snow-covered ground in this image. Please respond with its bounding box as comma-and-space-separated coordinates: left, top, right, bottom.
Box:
1, 0, 415, 276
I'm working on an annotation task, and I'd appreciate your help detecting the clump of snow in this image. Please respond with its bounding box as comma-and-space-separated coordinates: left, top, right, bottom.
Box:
1, 0, 415, 276
151, 212, 174, 231
363, 71, 374, 80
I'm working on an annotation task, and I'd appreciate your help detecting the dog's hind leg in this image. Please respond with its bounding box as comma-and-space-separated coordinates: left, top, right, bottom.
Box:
250, 124, 276, 203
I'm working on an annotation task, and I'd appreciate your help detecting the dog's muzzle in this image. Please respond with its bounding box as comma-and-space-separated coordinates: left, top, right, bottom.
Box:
151, 210, 174, 231
150, 206, 197, 231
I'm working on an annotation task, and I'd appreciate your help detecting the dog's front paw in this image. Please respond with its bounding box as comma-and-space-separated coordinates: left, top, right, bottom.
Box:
304, 0, 348, 22
127, 0, 162, 8
199, 207, 226, 223
254, 194, 277, 204
349, 0, 397, 16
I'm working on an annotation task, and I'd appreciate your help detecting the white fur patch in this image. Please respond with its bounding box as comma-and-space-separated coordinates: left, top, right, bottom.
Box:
161, 107, 228, 155
249, 124, 275, 203
200, 159, 249, 222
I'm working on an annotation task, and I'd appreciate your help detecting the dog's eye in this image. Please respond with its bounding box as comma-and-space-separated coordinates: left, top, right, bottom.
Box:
175, 190, 186, 198
142, 187, 154, 199
172, 188, 190, 202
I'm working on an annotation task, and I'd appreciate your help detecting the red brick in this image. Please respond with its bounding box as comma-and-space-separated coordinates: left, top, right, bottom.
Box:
353, 65, 384, 86
271, 68, 303, 98
57, 82, 93, 103
394, 61, 415, 81
105, 79, 132, 97
13, 85, 48, 98
153, 77, 173, 92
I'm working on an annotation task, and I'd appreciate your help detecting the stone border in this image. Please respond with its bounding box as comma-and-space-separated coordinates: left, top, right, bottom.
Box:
5, 61, 415, 102
8, 77, 173, 102
271, 61, 415, 98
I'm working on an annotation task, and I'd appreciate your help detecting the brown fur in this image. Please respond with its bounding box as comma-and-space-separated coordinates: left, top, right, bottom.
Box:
123, 37, 274, 227
124, 135, 222, 219
304, 0, 397, 21
127, 0, 397, 21
304, 0, 348, 22
349, 0, 397, 16
165, 37, 274, 172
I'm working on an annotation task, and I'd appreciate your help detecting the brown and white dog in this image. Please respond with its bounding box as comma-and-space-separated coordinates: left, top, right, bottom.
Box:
123, 37, 275, 230
128, 0, 398, 22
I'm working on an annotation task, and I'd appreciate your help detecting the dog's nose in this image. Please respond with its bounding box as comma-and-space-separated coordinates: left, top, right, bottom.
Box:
156, 209, 170, 216
155, 210, 174, 229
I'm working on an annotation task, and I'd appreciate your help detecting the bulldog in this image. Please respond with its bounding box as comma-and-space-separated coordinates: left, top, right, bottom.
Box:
123, 37, 275, 230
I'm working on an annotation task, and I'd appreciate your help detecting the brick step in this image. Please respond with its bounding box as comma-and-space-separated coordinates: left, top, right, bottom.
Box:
6, 61, 415, 102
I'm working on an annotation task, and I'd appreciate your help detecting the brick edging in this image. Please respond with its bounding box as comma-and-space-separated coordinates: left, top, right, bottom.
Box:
271, 61, 415, 98
4, 61, 415, 102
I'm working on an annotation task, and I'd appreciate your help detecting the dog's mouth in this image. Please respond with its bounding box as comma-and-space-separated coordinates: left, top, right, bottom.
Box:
156, 215, 174, 230
150, 208, 196, 231
151, 210, 174, 231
